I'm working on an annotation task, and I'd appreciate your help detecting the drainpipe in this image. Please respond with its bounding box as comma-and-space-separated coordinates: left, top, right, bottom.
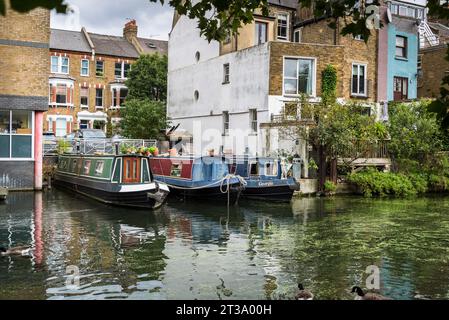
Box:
34, 111, 44, 190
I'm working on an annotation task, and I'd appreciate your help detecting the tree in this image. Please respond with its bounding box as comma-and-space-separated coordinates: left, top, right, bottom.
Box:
388, 101, 443, 164
0, 0, 67, 15
126, 53, 167, 101
120, 98, 167, 139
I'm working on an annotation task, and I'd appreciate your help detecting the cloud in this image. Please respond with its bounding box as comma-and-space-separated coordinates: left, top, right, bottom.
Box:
51, 0, 173, 40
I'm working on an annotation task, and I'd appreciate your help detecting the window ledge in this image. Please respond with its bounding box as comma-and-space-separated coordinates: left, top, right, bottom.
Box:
222, 81, 230, 85
395, 57, 408, 62
350, 94, 369, 99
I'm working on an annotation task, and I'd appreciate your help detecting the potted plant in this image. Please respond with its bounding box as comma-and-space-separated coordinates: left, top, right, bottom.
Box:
149, 146, 159, 157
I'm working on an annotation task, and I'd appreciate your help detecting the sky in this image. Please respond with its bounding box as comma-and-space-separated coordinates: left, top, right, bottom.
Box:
51, 0, 173, 40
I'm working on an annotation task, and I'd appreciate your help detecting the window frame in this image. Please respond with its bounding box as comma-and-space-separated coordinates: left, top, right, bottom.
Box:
80, 59, 90, 76
95, 88, 104, 109
80, 86, 89, 109
223, 63, 230, 84
50, 55, 70, 74
223, 111, 230, 136
395, 35, 408, 59
95, 60, 104, 77
351, 62, 368, 97
255, 21, 268, 45
0, 110, 35, 161
249, 109, 258, 134
294, 28, 302, 43
282, 56, 317, 97
277, 13, 289, 41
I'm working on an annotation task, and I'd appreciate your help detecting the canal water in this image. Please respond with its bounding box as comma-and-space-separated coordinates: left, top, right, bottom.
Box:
1, 190, 449, 300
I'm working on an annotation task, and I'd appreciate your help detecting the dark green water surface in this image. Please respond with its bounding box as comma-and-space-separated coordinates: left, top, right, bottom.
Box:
1, 190, 449, 300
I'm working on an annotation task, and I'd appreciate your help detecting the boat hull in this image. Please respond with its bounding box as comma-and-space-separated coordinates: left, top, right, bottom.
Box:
153, 175, 243, 205
241, 179, 299, 202
54, 173, 168, 209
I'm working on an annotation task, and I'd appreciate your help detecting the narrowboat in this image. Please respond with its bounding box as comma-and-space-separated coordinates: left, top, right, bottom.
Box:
228, 157, 300, 201
54, 154, 169, 209
149, 156, 245, 205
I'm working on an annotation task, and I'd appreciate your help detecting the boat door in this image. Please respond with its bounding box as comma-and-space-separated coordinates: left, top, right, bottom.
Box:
123, 157, 141, 183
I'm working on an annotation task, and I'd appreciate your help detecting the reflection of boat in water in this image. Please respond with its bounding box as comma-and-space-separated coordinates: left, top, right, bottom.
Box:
0, 187, 7, 201
149, 156, 245, 205
55, 154, 169, 209
228, 157, 299, 201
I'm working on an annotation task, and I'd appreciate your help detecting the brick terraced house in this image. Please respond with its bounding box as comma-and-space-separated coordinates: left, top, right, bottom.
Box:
0, 3, 50, 190
46, 20, 167, 137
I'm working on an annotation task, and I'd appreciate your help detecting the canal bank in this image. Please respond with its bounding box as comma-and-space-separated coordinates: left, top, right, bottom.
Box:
2, 190, 449, 300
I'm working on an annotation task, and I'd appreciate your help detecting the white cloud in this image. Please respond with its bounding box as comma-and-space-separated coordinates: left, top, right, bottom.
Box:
51, 0, 173, 40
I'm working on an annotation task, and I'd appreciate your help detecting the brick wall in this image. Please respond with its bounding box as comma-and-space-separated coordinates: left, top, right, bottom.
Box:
418, 45, 449, 98
0, 6, 50, 99
269, 42, 345, 97
294, 19, 378, 102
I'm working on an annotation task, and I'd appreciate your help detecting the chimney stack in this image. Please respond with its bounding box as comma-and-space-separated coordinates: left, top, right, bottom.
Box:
124, 19, 138, 42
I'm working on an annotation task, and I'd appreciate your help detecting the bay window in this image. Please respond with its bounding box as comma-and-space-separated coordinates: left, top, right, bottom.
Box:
0, 110, 33, 159
352, 63, 367, 96
80, 87, 89, 108
49, 82, 73, 107
112, 87, 128, 108
283, 57, 315, 96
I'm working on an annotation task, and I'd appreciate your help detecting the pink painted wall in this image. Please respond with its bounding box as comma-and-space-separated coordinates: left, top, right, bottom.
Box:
377, 6, 389, 102
34, 111, 44, 190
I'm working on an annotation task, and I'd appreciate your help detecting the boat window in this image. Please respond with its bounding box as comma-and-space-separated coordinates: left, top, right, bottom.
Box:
83, 160, 91, 175
112, 158, 121, 183
249, 162, 259, 176
59, 159, 67, 170
265, 161, 278, 176
132, 159, 138, 179
95, 161, 105, 176
71, 159, 78, 172
171, 164, 182, 177
142, 159, 151, 183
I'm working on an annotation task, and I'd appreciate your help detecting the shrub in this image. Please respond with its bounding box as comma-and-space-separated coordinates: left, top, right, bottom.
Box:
324, 180, 337, 193
347, 169, 418, 197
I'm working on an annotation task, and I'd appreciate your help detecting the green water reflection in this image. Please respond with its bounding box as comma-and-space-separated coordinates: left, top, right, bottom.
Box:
1, 191, 449, 300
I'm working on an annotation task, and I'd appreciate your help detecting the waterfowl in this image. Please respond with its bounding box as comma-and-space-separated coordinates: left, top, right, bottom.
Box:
351, 286, 390, 300
0, 246, 31, 257
295, 283, 314, 300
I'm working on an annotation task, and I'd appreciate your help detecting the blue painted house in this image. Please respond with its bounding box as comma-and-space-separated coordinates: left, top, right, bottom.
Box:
378, 0, 426, 102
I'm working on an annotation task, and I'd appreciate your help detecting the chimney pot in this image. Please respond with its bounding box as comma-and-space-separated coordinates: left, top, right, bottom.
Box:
124, 19, 138, 42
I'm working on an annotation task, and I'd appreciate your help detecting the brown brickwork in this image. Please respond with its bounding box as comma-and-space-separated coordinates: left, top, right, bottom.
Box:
0, 5, 50, 99
418, 44, 449, 98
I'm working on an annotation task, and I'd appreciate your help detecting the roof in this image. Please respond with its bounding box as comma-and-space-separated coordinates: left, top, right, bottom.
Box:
50, 29, 91, 53
268, 0, 298, 9
88, 33, 139, 58
137, 38, 168, 55
429, 22, 449, 44
49, 28, 168, 58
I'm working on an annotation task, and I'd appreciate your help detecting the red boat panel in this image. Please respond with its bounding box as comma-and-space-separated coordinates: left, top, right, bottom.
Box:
149, 158, 193, 180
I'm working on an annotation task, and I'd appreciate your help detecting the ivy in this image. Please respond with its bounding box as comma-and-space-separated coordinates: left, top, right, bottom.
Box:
321, 64, 337, 106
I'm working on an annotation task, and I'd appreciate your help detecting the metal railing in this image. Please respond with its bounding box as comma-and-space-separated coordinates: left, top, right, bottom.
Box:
43, 138, 157, 156
340, 140, 390, 159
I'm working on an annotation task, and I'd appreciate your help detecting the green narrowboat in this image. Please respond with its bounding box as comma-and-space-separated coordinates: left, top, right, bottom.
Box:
54, 154, 169, 209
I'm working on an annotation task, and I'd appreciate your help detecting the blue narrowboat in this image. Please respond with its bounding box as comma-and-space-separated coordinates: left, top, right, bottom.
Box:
228, 157, 299, 201
149, 156, 245, 205
54, 154, 170, 209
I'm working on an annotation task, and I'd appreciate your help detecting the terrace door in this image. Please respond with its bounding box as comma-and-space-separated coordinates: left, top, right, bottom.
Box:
393, 77, 408, 101
123, 157, 141, 183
